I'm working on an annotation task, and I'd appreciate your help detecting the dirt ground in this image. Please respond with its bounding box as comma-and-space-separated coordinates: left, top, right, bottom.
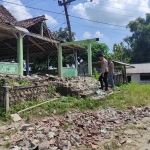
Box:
99, 117, 150, 150
1, 111, 150, 150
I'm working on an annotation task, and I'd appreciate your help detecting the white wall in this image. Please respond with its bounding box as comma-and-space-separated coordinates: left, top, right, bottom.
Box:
130, 74, 140, 83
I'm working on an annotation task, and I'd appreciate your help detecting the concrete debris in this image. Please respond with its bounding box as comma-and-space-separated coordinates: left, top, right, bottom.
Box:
0, 106, 149, 150
0, 75, 112, 100
10, 114, 22, 122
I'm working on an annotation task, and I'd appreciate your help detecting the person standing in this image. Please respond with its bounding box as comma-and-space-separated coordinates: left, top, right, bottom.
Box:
108, 58, 115, 88
99, 54, 108, 91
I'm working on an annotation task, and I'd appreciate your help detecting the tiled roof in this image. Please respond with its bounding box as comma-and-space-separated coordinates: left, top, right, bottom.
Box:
0, 5, 17, 25
16, 15, 46, 28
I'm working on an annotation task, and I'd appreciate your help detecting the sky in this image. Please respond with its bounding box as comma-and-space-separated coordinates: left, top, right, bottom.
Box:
1, 0, 150, 52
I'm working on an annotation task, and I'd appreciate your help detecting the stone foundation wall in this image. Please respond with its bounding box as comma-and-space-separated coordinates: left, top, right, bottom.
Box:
0, 84, 49, 112
9, 84, 49, 105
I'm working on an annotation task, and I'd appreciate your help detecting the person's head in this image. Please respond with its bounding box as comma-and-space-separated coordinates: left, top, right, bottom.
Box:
108, 58, 112, 63
99, 54, 104, 61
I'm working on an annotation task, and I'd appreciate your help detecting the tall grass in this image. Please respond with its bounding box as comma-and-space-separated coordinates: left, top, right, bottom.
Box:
106, 82, 150, 109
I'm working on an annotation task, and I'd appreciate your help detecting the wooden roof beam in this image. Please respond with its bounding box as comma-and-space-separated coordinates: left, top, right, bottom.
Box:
28, 37, 46, 52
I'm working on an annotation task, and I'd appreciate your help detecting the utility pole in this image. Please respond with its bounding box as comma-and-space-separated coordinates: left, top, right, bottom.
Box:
58, 0, 75, 41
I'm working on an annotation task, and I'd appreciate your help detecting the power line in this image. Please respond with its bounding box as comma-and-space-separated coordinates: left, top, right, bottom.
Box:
69, 15, 125, 27
28, 0, 47, 6
71, 24, 128, 36
86, 8, 135, 18
1, 0, 126, 28
24, 0, 37, 4
70, 21, 129, 31
50, 22, 66, 30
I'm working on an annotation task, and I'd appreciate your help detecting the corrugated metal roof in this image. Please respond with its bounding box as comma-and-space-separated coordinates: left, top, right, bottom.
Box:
126, 63, 150, 74
92, 60, 134, 68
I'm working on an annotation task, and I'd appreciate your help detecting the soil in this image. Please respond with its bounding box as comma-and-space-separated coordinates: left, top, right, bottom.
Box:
1, 109, 150, 150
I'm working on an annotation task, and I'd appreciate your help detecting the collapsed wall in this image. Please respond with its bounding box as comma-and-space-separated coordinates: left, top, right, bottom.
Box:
0, 75, 101, 112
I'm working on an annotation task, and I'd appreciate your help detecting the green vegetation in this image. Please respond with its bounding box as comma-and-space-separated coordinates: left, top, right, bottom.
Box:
48, 83, 56, 98
0, 78, 30, 87
0, 79, 4, 86
4, 142, 12, 148
7, 79, 15, 86
18, 79, 30, 86
78, 42, 109, 63
10, 99, 45, 114
0, 83, 150, 123
92, 68, 100, 80
105, 82, 150, 109
0, 107, 11, 122
113, 13, 150, 63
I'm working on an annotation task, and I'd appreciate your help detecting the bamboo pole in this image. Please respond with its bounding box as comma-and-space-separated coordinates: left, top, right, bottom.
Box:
17, 98, 57, 114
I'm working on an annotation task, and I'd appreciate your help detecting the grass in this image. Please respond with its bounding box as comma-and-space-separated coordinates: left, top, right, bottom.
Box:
0, 82, 150, 122
4, 141, 12, 148
105, 82, 150, 109
18, 79, 30, 86
9, 97, 104, 120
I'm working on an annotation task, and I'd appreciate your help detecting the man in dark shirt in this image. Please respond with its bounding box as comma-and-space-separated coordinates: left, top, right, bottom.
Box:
108, 58, 114, 88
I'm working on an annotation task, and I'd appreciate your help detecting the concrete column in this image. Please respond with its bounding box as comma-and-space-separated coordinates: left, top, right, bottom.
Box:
26, 37, 29, 75
17, 33, 23, 76
58, 45, 62, 77
75, 50, 78, 68
40, 21, 43, 37
4, 87, 10, 114
88, 42, 92, 76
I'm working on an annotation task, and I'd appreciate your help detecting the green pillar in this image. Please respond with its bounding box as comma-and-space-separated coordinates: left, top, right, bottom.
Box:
40, 21, 43, 37
58, 45, 62, 77
88, 42, 92, 76
26, 37, 29, 75
17, 33, 23, 76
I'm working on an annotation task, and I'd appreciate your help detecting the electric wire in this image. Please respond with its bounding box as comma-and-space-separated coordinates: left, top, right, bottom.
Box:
0, 0, 126, 28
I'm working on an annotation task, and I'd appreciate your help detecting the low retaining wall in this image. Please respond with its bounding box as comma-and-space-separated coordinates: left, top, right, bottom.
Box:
0, 84, 49, 113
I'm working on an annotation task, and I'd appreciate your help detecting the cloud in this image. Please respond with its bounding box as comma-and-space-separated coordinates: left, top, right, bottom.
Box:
94, 31, 103, 38
3, 0, 32, 21
83, 31, 104, 39
83, 31, 92, 38
72, 0, 150, 26
45, 14, 57, 25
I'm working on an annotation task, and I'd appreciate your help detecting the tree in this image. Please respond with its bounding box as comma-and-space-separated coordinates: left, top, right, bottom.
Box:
52, 27, 76, 42
78, 42, 109, 63
112, 42, 131, 63
125, 13, 150, 63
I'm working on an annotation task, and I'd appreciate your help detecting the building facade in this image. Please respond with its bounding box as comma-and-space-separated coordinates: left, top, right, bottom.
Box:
126, 63, 150, 83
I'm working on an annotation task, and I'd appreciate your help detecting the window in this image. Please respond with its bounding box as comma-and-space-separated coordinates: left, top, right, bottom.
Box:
140, 73, 150, 81
127, 76, 131, 83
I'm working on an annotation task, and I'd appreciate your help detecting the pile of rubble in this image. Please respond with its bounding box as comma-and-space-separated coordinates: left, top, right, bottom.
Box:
1, 106, 150, 150
0, 74, 106, 98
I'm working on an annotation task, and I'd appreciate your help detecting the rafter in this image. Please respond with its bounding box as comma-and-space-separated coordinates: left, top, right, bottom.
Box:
28, 37, 46, 52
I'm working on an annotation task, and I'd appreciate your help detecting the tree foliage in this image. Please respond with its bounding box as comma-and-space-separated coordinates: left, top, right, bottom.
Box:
125, 13, 150, 63
78, 42, 109, 62
52, 27, 76, 42
112, 42, 132, 63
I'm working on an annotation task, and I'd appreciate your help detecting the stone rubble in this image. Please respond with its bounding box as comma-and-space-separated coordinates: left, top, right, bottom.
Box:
1, 106, 149, 150
0, 74, 107, 101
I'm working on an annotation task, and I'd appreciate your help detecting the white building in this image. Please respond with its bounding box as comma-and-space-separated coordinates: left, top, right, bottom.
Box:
126, 63, 150, 83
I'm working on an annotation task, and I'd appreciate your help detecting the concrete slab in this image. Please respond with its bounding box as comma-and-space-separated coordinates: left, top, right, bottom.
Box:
11, 114, 22, 122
